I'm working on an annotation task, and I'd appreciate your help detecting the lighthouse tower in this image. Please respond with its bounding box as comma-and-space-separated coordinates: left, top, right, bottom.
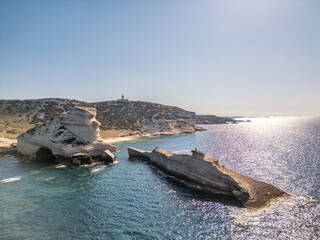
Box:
117, 94, 129, 102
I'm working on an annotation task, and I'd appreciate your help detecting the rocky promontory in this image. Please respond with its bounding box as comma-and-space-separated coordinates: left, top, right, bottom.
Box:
128, 147, 289, 208
0, 98, 206, 139
17, 106, 116, 164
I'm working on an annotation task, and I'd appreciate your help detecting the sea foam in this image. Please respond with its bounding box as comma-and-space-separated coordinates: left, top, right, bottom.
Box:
0, 177, 21, 183
91, 166, 106, 173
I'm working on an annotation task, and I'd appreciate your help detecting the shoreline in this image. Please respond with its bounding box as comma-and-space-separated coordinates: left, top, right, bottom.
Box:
0, 137, 17, 154
0, 129, 202, 154
104, 134, 143, 144
104, 130, 200, 144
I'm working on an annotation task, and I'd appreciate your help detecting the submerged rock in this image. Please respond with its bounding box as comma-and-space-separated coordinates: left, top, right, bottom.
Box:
127, 147, 289, 208
17, 106, 116, 164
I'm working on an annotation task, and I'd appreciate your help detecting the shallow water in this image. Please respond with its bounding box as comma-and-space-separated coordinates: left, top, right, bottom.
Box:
0, 117, 319, 239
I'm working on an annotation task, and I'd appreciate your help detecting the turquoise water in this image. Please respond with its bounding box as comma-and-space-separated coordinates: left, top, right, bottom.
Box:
1, 117, 319, 239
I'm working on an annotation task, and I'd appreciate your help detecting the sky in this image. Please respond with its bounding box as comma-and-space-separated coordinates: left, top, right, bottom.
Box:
0, 0, 319, 116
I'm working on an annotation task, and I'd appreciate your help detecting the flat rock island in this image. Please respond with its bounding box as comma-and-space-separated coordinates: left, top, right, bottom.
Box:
17, 106, 116, 165
128, 147, 289, 208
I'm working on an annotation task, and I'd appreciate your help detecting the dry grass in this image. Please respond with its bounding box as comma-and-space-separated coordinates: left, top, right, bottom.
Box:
99, 129, 136, 138
0, 114, 137, 140
0, 115, 34, 139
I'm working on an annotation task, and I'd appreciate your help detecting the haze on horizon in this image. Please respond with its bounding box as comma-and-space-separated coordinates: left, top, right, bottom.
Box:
0, 0, 319, 117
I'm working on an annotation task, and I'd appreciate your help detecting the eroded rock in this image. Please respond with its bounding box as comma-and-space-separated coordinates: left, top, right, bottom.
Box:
100, 150, 116, 163
127, 147, 289, 208
71, 153, 93, 165
17, 106, 116, 164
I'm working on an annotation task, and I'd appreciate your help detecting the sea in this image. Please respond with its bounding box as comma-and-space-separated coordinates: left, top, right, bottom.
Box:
0, 117, 319, 239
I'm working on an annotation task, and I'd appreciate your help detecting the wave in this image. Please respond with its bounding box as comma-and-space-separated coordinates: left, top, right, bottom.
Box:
91, 166, 106, 173
0, 177, 21, 183
45, 177, 55, 182
54, 164, 66, 169
80, 162, 98, 168
230, 195, 320, 239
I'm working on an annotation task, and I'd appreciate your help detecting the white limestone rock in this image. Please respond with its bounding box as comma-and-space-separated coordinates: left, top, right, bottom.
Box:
128, 147, 289, 208
17, 106, 116, 162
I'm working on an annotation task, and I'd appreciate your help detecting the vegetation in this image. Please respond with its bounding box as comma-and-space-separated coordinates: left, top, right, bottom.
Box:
0, 98, 214, 138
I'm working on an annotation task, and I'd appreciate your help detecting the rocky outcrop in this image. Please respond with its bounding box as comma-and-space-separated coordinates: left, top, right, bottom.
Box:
128, 147, 289, 208
17, 106, 116, 163
194, 125, 207, 131
71, 153, 93, 166
100, 150, 116, 163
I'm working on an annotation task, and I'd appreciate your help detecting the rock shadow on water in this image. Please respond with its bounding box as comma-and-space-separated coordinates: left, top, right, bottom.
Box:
14, 153, 58, 169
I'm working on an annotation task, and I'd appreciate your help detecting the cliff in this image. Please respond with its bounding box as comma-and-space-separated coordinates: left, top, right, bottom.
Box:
17, 106, 116, 164
127, 147, 289, 208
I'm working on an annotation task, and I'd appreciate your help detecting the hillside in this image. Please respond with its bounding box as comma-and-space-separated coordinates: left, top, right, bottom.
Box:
196, 115, 235, 124
0, 98, 199, 139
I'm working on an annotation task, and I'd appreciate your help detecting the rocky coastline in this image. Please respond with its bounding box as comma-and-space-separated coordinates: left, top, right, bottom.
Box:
128, 147, 289, 208
1, 105, 290, 208
0, 122, 206, 157
0, 98, 207, 138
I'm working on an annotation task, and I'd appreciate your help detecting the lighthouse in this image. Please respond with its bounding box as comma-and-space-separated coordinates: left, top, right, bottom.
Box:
117, 94, 129, 102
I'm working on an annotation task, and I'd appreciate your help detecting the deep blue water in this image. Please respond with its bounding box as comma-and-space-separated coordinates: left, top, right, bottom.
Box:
0, 117, 319, 239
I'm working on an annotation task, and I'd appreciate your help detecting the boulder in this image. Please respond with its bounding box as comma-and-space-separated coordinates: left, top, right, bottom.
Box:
100, 150, 115, 163
17, 106, 116, 164
71, 153, 93, 165
127, 147, 289, 208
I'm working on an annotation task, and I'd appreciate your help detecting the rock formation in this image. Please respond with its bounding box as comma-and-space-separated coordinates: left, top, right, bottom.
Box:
128, 147, 289, 208
17, 106, 116, 163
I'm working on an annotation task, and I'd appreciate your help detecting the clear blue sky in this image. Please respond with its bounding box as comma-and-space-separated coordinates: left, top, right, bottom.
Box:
0, 0, 319, 116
